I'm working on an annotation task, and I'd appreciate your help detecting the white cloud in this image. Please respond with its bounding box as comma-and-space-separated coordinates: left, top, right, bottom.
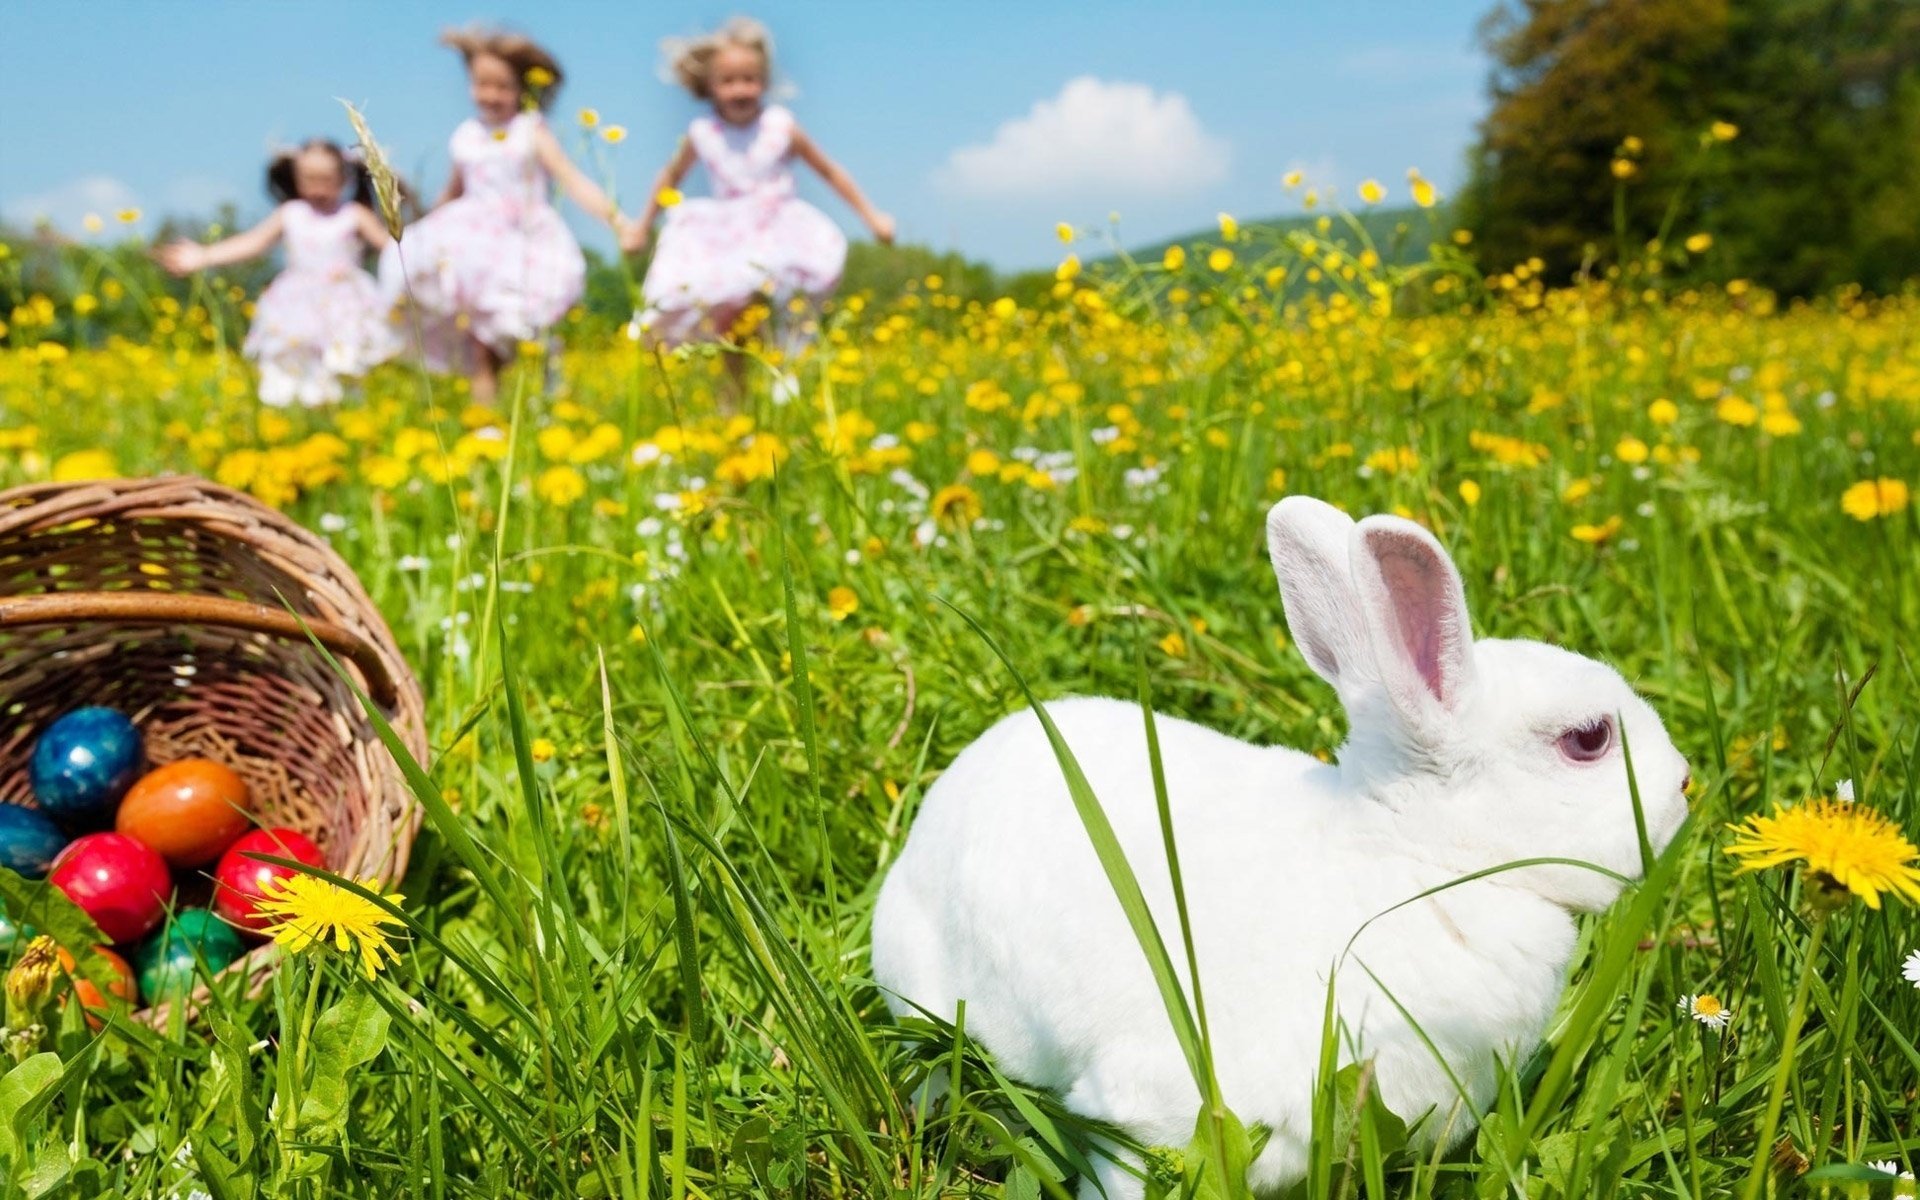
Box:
3, 175, 142, 233
937, 77, 1230, 202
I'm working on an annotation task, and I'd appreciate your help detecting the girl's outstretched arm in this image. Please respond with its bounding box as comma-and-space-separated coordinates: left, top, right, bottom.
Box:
532, 123, 627, 234
155, 208, 286, 275
620, 138, 696, 254
791, 126, 894, 244
352, 203, 393, 250
432, 168, 464, 210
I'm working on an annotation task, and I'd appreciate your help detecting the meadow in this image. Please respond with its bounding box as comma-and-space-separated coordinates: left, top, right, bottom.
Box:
0, 206, 1917, 1199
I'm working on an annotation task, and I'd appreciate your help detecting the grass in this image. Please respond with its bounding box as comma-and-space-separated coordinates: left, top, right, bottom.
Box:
0, 212, 1917, 1199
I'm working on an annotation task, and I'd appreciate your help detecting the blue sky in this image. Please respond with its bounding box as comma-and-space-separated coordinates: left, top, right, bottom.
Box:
2, 1, 1491, 270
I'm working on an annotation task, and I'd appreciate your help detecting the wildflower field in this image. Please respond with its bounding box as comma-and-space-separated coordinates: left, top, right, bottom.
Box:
1, 214, 1918, 1199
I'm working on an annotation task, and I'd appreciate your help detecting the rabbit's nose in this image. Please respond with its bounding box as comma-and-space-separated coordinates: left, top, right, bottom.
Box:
1680, 769, 1693, 795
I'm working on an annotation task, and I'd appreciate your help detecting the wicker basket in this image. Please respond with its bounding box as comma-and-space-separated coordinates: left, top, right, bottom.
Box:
0, 476, 426, 1021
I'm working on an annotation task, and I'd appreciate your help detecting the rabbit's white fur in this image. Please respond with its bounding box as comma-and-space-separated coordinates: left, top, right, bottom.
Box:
871, 498, 1689, 1199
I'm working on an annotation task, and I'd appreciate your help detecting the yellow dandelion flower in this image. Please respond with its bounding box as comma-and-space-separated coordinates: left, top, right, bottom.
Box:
1715, 396, 1759, 427
1725, 798, 1920, 910
1709, 120, 1739, 142
1458, 479, 1481, 507
1648, 398, 1680, 425
1056, 254, 1081, 282
1217, 212, 1239, 242
52, 449, 118, 481
117, 208, 142, 224
82, 213, 104, 234
1685, 232, 1713, 254
1158, 630, 1187, 657
256, 873, 406, 978
603, 125, 628, 144
1358, 179, 1385, 204
1162, 244, 1186, 271
1571, 515, 1623, 544
578, 108, 600, 128
534, 465, 588, 507
1611, 158, 1638, 180
931, 483, 983, 526
826, 585, 859, 622
1409, 173, 1437, 208
1055, 222, 1074, 244
1208, 247, 1234, 272
1614, 435, 1649, 464
531, 737, 557, 763
524, 65, 556, 88
1840, 478, 1910, 521
655, 186, 682, 208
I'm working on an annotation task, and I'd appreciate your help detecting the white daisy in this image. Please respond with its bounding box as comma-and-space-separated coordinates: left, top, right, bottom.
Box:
1836, 778, 1855, 803
1680, 993, 1732, 1030
1902, 949, 1920, 988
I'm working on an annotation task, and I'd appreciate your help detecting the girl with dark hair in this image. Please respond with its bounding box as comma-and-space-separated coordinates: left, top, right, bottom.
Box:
158, 139, 398, 407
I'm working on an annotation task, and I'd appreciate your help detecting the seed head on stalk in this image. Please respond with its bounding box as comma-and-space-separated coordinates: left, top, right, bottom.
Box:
340, 99, 406, 240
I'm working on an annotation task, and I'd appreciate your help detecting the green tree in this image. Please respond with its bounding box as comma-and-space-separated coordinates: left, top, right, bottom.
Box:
1465, 0, 1920, 294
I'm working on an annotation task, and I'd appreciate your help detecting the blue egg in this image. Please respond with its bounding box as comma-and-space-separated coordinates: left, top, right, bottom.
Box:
29, 707, 144, 828
0, 805, 68, 877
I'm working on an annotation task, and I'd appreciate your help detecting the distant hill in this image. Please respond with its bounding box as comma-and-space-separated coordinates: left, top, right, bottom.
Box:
1121, 204, 1454, 269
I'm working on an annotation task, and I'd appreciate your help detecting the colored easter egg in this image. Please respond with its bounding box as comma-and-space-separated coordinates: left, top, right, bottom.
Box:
162, 909, 248, 964
30, 708, 143, 828
56, 945, 138, 1028
132, 937, 203, 1005
47, 833, 173, 944
212, 828, 324, 936
134, 909, 247, 1004
0, 804, 69, 877
0, 903, 31, 954
115, 759, 253, 868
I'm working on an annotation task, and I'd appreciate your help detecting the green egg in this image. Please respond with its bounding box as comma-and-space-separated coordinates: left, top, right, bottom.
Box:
133, 938, 201, 1005
133, 909, 247, 1004
162, 910, 247, 967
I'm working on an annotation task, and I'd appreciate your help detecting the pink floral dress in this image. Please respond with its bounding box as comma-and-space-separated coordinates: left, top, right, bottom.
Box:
244, 200, 397, 407
639, 104, 848, 346
380, 110, 586, 371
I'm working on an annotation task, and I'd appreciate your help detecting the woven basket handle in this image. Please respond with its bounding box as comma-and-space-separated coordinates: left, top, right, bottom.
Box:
0, 592, 399, 708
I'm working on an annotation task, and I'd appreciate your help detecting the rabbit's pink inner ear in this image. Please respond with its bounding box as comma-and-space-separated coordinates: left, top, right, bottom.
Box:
1361, 524, 1475, 712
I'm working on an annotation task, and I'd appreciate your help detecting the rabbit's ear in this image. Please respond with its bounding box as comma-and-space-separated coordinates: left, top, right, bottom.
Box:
1266, 498, 1369, 692
1352, 515, 1478, 738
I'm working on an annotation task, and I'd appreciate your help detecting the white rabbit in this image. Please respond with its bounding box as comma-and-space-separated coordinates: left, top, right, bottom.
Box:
870, 497, 1690, 1199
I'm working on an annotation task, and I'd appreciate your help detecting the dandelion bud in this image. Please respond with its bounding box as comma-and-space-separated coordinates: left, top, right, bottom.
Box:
5, 936, 59, 1025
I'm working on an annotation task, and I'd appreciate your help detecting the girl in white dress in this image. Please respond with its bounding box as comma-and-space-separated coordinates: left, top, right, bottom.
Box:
381, 28, 633, 404
623, 18, 894, 361
158, 140, 398, 407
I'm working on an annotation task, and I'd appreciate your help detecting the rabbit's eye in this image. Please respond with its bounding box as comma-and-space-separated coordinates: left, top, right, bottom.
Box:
1558, 718, 1614, 762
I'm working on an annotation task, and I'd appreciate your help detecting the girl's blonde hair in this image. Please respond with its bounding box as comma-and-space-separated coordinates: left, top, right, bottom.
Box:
441, 26, 565, 109
662, 17, 773, 101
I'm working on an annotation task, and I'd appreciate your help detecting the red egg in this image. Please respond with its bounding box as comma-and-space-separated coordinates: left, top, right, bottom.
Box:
213, 827, 325, 936
48, 833, 173, 944
57, 944, 138, 1028
115, 758, 253, 868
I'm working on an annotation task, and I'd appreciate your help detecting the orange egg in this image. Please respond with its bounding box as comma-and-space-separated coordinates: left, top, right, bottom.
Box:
115, 759, 252, 868
56, 945, 137, 1028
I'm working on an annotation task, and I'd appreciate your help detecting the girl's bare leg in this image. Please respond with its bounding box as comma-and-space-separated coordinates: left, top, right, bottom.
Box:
717, 348, 746, 414
470, 339, 501, 405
